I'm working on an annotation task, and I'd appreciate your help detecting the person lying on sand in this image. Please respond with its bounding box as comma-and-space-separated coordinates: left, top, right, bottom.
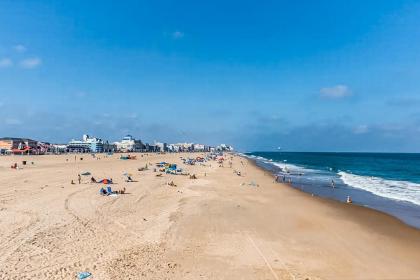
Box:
168, 181, 177, 187
126, 176, 134, 182
116, 187, 126, 194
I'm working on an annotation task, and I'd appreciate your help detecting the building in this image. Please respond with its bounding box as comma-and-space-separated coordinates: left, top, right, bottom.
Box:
67, 134, 105, 153
102, 141, 116, 153
0, 137, 38, 154
49, 144, 68, 154
216, 144, 234, 152
114, 135, 144, 152
154, 141, 168, 152
145, 143, 159, 152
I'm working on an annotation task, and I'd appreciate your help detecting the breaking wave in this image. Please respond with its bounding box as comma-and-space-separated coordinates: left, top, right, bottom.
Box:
339, 171, 420, 206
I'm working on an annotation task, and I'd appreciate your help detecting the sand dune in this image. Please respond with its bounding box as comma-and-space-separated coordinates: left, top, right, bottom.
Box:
0, 153, 419, 279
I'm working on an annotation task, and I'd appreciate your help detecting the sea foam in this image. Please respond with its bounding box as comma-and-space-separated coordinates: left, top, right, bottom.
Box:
339, 171, 420, 206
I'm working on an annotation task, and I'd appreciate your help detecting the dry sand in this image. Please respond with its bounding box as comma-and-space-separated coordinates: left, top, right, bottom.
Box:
0, 153, 420, 279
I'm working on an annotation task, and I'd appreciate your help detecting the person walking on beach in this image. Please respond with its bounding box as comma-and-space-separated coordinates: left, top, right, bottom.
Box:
331, 179, 336, 188
78, 174, 81, 184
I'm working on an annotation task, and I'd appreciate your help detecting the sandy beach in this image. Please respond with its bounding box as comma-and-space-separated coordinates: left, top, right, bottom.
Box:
0, 153, 420, 279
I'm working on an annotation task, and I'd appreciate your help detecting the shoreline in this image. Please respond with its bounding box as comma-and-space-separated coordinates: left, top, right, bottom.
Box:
244, 155, 420, 233
244, 152, 420, 230
1, 152, 420, 279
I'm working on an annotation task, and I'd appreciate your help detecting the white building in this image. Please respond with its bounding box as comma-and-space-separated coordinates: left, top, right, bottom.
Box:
68, 134, 104, 153
154, 141, 168, 152
216, 144, 234, 151
114, 135, 143, 152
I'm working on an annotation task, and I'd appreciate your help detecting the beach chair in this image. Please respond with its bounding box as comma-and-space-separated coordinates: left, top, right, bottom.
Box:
106, 186, 113, 195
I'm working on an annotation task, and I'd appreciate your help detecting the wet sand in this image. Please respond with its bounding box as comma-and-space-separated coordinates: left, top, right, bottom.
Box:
0, 153, 420, 279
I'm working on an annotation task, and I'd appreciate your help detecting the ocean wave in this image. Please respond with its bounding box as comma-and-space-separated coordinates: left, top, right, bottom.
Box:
339, 171, 420, 206
244, 154, 313, 174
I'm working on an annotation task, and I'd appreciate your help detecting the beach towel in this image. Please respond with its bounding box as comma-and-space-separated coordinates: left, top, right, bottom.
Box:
77, 272, 91, 279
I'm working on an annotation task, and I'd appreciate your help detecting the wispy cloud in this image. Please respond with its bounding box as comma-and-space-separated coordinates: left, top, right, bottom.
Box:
353, 124, 369, 134
0, 58, 13, 68
14, 44, 27, 53
387, 96, 420, 107
320, 85, 351, 99
172, 30, 184, 39
20, 57, 42, 69
4, 118, 23, 125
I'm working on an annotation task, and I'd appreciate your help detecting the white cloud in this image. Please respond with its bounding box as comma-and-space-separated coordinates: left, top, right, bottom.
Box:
0, 58, 13, 68
20, 57, 42, 69
172, 31, 184, 39
126, 113, 138, 119
5, 118, 23, 125
14, 44, 27, 53
353, 124, 369, 134
320, 85, 351, 99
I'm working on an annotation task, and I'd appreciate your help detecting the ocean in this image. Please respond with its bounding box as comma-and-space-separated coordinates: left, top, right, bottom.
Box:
245, 152, 420, 229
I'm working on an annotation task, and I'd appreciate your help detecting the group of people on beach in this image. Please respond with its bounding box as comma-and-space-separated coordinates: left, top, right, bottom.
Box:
274, 174, 352, 203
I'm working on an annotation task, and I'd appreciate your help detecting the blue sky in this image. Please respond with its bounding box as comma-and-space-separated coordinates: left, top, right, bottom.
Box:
1, 0, 420, 152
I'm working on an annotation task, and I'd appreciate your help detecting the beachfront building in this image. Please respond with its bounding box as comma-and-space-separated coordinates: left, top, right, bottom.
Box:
144, 143, 160, 152
67, 134, 105, 153
0, 137, 38, 154
102, 141, 116, 153
154, 141, 168, 152
165, 142, 210, 152
192, 143, 210, 152
114, 135, 144, 152
216, 144, 234, 151
49, 144, 68, 154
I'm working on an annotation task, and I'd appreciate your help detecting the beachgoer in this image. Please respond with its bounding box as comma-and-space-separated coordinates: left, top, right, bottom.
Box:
331, 179, 336, 188
91, 177, 97, 183
78, 174, 81, 184
346, 196, 352, 203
